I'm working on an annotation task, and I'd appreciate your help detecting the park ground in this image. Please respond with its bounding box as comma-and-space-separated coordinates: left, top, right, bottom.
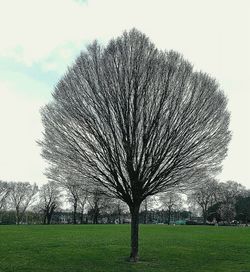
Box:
0, 225, 250, 272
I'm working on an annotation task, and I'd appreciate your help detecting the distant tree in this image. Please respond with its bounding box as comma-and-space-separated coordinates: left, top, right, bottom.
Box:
46, 167, 88, 224
38, 181, 61, 224
188, 178, 219, 224
219, 203, 236, 224
115, 199, 128, 224
141, 196, 156, 224
77, 188, 89, 224
218, 181, 245, 223
207, 202, 221, 222
105, 198, 128, 224
9, 182, 38, 224
39, 29, 231, 261
159, 191, 182, 224
218, 181, 245, 204
87, 188, 110, 224
235, 196, 250, 224
0, 181, 9, 211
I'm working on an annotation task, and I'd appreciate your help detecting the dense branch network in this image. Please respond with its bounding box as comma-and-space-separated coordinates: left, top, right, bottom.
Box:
40, 30, 230, 209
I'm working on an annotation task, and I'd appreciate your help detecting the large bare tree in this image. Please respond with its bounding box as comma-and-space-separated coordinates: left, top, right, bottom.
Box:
39, 29, 231, 261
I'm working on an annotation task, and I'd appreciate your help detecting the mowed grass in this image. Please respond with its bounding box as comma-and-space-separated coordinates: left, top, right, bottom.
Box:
0, 225, 250, 272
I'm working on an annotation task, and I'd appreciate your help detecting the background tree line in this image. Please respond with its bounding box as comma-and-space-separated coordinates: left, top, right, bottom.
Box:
1, 179, 249, 225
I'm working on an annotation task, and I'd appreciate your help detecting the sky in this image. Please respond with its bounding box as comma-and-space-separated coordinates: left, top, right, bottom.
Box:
0, 0, 249, 188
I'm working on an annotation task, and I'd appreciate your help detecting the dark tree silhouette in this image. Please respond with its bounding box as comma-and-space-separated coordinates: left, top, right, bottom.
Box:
235, 196, 250, 224
39, 29, 231, 261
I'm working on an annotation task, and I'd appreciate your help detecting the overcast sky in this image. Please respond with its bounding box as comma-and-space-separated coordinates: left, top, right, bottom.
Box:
0, 0, 249, 188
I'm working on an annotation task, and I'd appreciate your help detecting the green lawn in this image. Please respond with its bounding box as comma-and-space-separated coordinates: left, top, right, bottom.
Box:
0, 225, 250, 272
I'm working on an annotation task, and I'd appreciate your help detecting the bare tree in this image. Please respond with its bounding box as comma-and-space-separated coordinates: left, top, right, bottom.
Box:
216, 180, 245, 224
46, 166, 88, 224
102, 198, 128, 224
141, 196, 156, 224
9, 182, 38, 224
159, 191, 183, 224
112, 199, 128, 224
188, 177, 219, 224
0, 181, 10, 211
218, 180, 245, 205
77, 188, 89, 224
39, 29, 231, 261
38, 181, 61, 224
87, 187, 110, 224
219, 203, 236, 224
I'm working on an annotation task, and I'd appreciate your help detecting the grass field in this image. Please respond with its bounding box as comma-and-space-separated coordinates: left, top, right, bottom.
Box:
0, 225, 250, 272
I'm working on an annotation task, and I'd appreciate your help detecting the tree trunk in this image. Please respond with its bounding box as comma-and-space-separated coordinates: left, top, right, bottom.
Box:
129, 205, 140, 262
16, 208, 20, 225
73, 202, 77, 224
93, 206, 99, 224
80, 212, 83, 224
203, 209, 207, 225
43, 214, 46, 225
47, 213, 52, 224
95, 215, 98, 224
168, 208, 171, 225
